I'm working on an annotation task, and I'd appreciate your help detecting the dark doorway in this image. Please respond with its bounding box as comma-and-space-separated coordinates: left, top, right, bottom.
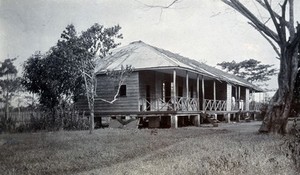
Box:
165, 82, 171, 102
146, 85, 151, 111
178, 86, 183, 97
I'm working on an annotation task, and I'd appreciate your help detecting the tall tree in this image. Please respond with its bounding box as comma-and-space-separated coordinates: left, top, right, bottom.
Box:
0, 58, 20, 121
220, 0, 300, 134
217, 59, 277, 86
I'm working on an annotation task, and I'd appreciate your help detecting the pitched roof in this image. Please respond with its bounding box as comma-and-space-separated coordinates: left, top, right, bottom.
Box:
95, 41, 263, 92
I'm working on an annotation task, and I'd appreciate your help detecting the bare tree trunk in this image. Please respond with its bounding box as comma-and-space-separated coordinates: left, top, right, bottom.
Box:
59, 98, 67, 131
259, 46, 299, 134
4, 103, 9, 121
83, 70, 96, 134
89, 104, 94, 134
4, 92, 9, 121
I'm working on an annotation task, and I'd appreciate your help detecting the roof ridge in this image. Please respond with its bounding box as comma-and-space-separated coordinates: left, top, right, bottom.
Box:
142, 43, 183, 67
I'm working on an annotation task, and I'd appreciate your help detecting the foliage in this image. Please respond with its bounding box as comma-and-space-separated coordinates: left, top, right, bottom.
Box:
0, 58, 21, 130
284, 116, 300, 171
0, 115, 16, 133
22, 23, 123, 110
22, 30, 84, 110
217, 59, 277, 84
22, 23, 123, 131
0, 58, 20, 107
22, 52, 65, 109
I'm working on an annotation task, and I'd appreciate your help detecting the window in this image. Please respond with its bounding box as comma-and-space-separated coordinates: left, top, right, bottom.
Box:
119, 85, 126, 97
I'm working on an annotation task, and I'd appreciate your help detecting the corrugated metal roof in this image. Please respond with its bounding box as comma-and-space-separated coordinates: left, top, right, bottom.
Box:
95, 40, 263, 92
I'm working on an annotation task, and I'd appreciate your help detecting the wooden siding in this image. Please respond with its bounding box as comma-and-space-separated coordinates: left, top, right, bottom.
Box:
75, 72, 140, 113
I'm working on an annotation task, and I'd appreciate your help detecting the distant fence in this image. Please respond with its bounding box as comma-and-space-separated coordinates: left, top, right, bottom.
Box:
0, 111, 43, 124
0, 110, 89, 126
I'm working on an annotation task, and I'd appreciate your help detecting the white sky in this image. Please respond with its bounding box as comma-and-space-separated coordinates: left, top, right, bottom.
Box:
0, 0, 299, 89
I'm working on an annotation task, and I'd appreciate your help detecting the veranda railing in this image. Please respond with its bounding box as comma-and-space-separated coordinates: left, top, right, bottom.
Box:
139, 97, 199, 112
203, 99, 227, 111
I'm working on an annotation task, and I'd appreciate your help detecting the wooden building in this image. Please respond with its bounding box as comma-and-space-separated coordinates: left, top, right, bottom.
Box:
76, 41, 263, 128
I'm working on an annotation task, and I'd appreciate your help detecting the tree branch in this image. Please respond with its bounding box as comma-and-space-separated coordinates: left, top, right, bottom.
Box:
248, 22, 280, 58
221, 0, 280, 43
95, 67, 131, 104
255, 0, 281, 19
142, 0, 179, 9
263, 0, 283, 43
288, 0, 295, 37
253, 0, 293, 34
80, 69, 93, 79
280, 0, 288, 44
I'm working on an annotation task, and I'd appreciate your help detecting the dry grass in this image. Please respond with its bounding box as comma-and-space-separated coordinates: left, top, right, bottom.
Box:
0, 122, 297, 175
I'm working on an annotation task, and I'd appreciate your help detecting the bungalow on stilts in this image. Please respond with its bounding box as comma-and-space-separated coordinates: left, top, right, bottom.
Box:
76, 41, 263, 128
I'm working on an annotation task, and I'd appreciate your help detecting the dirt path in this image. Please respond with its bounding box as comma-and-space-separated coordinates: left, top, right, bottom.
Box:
217, 121, 262, 133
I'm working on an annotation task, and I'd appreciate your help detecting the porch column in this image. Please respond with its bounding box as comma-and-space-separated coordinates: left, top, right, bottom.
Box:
194, 114, 201, 127
238, 86, 241, 100
186, 71, 189, 111
186, 71, 189, 98
226, 84, 232, 123
213, 80, 216, 111
173, 69, 177, 111
155, 72, 161, 110
170, 114, 178, 128
197, 75, 200, 110
238, 86, 241, 110
226, 83, 232, 111
245, 88, 250, 110
251, 89, 255, 110
202, 76, 205, 110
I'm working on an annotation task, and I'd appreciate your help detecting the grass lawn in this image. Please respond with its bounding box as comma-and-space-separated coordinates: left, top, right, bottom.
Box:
0, 121, 297, 175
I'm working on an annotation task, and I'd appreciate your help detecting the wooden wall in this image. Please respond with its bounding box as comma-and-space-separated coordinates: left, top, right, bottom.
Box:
75, 72, 140, 112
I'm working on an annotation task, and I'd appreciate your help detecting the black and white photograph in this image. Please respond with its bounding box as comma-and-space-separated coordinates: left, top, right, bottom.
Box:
0, 0, 300, 174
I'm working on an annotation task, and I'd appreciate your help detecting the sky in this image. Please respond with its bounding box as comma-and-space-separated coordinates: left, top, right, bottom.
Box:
0, 0, 299, 89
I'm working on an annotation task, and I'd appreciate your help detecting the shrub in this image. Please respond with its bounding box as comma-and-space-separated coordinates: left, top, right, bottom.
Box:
13, 111, 89, 132
257, 103, 268, 121
63, 112, 89, 130
285, 117, 300, 171
0, 116, 16, 133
